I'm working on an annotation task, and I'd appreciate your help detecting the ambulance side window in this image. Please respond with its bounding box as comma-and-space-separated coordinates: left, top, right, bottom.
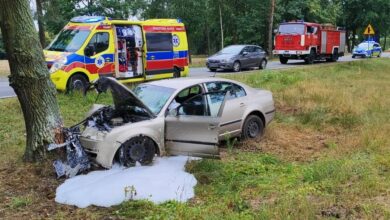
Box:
146, 33, 173, 51
86, 32, 109, 55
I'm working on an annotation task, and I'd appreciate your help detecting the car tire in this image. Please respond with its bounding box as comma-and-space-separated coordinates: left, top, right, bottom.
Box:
378, 52, 381, 58
118, 136, 155, 167
67, 74, 88, 92
259, 59, 267, 69
233, 61, 241, 72
279, 56, 288, 64
241, 115, 264, 140
352, 55, 355, 59
208, 68, 217, 72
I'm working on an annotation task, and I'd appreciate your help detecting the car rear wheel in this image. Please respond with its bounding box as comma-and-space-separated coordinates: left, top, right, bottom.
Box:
242, 115, 264, 140
279, 56, 288, 64
208, 68, 217, 72
233, 61, 241, 72
352, 55, 356, 59
67, 74, 88, 92
118, 136, 155, 167
259, 59, 267, 69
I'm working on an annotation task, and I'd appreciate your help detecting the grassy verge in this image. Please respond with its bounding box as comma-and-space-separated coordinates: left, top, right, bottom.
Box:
190, 55, 207, 68
0, 59, 389, 219
0, 60, 9, 77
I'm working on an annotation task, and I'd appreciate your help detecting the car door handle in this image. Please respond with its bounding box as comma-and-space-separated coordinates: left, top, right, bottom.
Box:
240, 103, 245, 107
208, 124, 218, 130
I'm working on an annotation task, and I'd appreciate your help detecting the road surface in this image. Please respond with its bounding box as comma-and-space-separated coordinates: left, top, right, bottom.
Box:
1, 53, 389, 99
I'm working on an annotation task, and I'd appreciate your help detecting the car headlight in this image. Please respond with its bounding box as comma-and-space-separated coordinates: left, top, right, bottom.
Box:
50, 57, 67, 74
221, 59, 228, 63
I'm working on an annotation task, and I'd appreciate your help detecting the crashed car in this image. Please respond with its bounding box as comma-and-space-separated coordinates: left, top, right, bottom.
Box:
54, 77, 275, 173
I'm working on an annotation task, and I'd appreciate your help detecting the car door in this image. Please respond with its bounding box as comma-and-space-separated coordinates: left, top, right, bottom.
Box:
248, 46, 259, 67
239, 46, 251, 68
165, 92, 226, 158
253, 46, 266, 67
205, 81, 247, 139
84, 31, 115, 76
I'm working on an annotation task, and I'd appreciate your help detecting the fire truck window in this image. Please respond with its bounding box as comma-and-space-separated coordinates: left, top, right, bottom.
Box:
146, 33, 173, 52
87, 32, 109, 54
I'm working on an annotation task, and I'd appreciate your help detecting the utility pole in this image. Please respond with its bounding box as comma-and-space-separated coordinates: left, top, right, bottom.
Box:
219, 2, 224, 49
267, 0, 275, 58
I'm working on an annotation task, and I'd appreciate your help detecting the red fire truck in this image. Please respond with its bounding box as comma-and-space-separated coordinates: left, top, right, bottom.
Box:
273, 21, 346, 64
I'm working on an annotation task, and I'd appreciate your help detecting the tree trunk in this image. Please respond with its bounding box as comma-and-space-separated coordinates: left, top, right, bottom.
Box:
36, 0, 46, 48
219, 2, 224, 49
267, 0, 275, 58
352, 29, 356, 49
0, 0, 63, 162
384, 31, 387, 51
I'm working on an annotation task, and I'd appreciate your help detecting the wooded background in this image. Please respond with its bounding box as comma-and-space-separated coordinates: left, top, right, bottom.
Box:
1, 0, 390, 57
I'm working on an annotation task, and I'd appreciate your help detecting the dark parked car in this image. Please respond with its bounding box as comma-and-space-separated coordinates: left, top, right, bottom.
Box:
206, 45, 267, 72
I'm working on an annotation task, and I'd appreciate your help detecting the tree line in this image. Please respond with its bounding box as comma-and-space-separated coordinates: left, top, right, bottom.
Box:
33, 0, 390, 55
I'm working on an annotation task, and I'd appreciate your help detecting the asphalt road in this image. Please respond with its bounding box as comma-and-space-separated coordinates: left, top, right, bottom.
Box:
0, 53, 389, 99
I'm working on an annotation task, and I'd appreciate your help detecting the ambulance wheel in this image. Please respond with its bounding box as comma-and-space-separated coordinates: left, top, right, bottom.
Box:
173, 68, 181, 78
233, 61, 241, 72
279, 56, 288, 64
259, 59, 267, 69
67, 74, 88, 92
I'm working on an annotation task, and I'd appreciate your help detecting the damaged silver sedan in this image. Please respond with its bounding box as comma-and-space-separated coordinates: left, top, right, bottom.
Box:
51, 77, 275, 177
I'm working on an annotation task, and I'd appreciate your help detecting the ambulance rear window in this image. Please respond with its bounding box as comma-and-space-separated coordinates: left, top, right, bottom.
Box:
146, 33, 173, 52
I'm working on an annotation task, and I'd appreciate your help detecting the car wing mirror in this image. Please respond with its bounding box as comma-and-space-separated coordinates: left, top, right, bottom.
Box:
242, 51, 248, 56
168, 107, 179, 117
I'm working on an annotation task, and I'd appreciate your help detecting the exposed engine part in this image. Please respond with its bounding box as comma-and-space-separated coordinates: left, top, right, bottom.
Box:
48, 126, 90, 178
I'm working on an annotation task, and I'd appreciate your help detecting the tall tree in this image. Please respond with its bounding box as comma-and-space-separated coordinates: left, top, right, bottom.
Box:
36, 0, 46, 48
268, 0, 275, 57
0, 0, 63, 161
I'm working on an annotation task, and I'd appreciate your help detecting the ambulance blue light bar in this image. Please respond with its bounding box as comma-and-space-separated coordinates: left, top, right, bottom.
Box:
71, 16, 106, 23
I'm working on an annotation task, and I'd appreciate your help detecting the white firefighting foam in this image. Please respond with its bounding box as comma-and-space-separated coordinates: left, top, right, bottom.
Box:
55, 156, 199, 208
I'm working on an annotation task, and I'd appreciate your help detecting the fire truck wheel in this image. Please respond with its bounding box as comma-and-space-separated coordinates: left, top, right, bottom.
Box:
331, 49, 339, 62
259, 59, 267, 69
279, 56, 288, 64
67, 74, 88, 92
233, 61, 241, 72
305, 49, 315, 64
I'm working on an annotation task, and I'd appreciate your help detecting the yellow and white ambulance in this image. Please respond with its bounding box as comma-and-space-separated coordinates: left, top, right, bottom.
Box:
44, 16, 190, 91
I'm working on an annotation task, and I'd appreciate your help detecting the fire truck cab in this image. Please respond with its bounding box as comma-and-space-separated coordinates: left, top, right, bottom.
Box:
273, 21, 345, 64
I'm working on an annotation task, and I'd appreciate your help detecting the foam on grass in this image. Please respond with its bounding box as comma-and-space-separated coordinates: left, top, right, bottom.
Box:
55, 156, 199, 208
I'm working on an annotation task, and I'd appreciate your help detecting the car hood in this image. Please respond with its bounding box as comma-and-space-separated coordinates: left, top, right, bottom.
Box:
43, 50, 70, 62
94, 77, 155, 119
208, 53, 235, 60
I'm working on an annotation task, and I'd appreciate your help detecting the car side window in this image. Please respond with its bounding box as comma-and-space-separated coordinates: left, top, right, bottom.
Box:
87, 32, 109, 55
168, 84, 204, 115
231, 83, 246, 98
255, 47, 263, 53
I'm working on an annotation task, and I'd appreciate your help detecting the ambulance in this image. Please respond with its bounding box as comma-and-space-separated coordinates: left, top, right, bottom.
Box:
44, 16, 190, 91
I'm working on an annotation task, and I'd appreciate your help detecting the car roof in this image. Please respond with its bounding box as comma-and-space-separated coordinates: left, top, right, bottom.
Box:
144, 77, 244, 90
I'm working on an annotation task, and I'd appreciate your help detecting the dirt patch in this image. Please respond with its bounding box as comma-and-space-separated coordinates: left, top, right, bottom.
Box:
234, 123, 351, 162
0, 159, 112, 219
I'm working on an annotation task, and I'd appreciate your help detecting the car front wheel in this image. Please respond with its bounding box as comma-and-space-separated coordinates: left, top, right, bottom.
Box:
242, 115, 264, 140
118, 136, 155, 167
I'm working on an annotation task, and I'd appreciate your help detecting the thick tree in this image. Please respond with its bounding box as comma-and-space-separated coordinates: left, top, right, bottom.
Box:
0, 0, 63, 161
268, 0, 275, 58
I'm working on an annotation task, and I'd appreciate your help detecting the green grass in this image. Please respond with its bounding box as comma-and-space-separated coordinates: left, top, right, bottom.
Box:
0, 59, 389, 219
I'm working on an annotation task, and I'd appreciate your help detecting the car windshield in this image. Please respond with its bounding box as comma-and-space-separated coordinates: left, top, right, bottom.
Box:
133, 84, 175, 114
357, 43, 372, 50
278, 24, 305, 34
46, 29, 90, 52
217, 45, 244, 54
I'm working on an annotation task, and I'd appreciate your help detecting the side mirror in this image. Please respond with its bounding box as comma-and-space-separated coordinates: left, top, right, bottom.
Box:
242, 51, 248, 56
168, 108, 178, 117
84, 46, 94, 57
273, 29, 278, 34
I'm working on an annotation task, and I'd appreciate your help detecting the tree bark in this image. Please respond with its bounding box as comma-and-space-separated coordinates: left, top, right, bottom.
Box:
267, 0, 275, 58
36, 0, 46, 48
219, 2, 224, 49
0, 0, 63, 162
